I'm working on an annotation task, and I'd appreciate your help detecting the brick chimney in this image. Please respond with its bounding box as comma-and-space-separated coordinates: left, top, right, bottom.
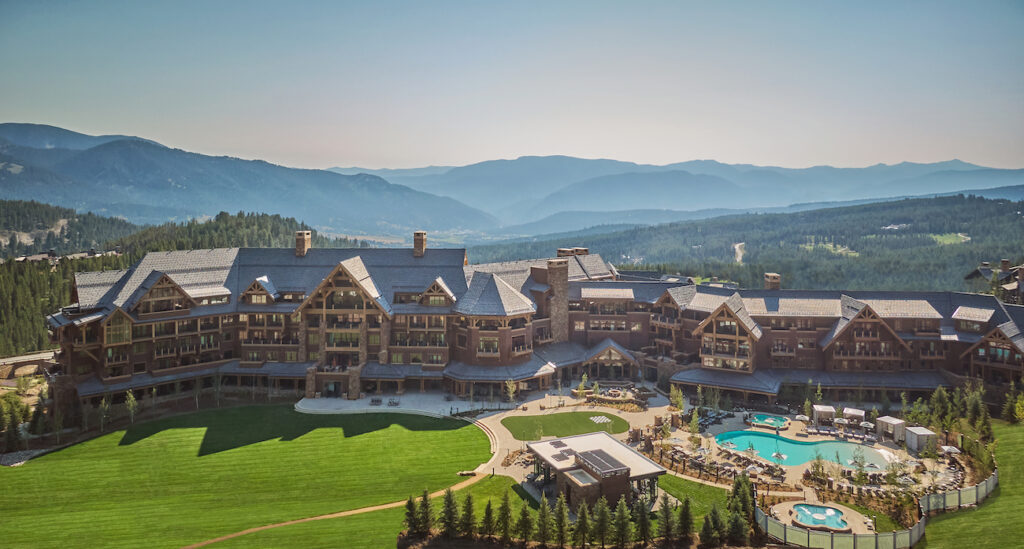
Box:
1001, 259, 1011, 272
295, 230, 312, 257
764, 272, 781, 290
547, 258, 570, 343
413, 231, 427, 258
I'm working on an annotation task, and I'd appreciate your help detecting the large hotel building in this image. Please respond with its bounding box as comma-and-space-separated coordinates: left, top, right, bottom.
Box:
47, 232, 1024, 410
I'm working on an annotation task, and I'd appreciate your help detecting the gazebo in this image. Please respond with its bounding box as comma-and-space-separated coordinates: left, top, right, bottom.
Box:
876, 416, 906, 442
812, 404, 835, 426
843, 408, 865, 422
906, 426, 937, 452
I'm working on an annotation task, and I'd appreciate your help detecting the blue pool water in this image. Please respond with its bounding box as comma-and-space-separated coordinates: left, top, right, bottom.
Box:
794, 504, 848, 530
750, 413, 788, 428
715, 430, 888, 467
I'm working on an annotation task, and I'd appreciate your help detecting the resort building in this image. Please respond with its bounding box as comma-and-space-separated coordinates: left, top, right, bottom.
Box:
527, 431, 666, 507
45, 232, 1024, 411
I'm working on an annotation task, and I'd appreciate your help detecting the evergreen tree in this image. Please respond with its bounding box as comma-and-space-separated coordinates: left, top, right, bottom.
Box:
656, 492, 674, 542
593, 496, 611, 548
699, 515, 719, 548
677, 496, 693, 541
536, 496, 552, 546
404, 496, 420, 536
29, 398, 45, 435
1002, 381, 1018, 423
460, 492, 476, 538
575, 503, 591, 549
708, 504, 726, 543
440, 488, 459, 538
419, 489, 433, 535
125, 390, 138, 424
977, 406, 993, 441
611, 498, 632, 548
635, 503, 652, 547
516, 504, 534, 545
498, 489, 514, 543
554, 493, 570, 548
726, 511, 748, 546
481, 499, 496, 538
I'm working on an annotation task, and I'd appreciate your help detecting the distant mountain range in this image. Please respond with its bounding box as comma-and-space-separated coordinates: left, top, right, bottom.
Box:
3, 123, 1023, 241
0, 123, 496, 233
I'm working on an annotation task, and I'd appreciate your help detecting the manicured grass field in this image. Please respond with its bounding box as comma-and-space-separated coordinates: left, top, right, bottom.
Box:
216, 475, 533, 548
841, 501, 899, 532
500, 411, 629, 441
0, 406, 490, 548
917, 421, 1022, 549
658, 473, 730, 524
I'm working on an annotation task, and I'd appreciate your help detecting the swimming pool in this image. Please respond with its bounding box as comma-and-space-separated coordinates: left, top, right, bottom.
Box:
793, 504, 849, 531
749, 413, 789, 429
715, 430, 888, 467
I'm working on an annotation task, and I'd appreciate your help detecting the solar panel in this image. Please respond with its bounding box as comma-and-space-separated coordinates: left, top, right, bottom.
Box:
561, 449, 577, 457
550, 441, 567, 448
552, 453, 568, 462
578, 449, 628, 475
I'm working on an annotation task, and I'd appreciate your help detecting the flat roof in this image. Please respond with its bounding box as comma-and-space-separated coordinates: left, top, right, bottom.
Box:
907, 426, 936, 436
578, 449, 628, 476
527, 431, 666, 480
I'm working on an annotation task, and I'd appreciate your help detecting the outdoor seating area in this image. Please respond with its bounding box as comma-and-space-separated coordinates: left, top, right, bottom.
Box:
805, 425, 878, 443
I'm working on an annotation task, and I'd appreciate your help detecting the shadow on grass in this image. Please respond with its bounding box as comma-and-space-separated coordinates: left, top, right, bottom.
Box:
117, 406, 471, 456
511, 483, 540, 510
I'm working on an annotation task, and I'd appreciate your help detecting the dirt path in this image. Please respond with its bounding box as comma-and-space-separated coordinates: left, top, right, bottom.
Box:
181, 473, 487, 548
733, 242, 745, 264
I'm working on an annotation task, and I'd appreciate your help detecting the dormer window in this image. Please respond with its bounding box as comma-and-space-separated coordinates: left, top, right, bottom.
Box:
251, 294, 268, 304
427, 295, 447, 306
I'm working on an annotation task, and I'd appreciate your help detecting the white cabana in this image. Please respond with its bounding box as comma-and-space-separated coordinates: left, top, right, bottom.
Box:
906, 426, 937, 452
876, 416, 906, 442
812, 404, 835, 425
844, 408, 866, 421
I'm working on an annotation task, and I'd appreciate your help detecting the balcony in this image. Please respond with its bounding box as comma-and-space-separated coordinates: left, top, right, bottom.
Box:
701, 347, 750, 360
200, 341, 221, 351
511, 344, 533, 356
72, 337, 100, 349
154, 347, 176, 358
325, 340, 360, 349
534, 332, 553, 344
920, 350, 946, 359
478, 325, 500, 332
853, 330, 879, 340
476, 349, 500, 357
654, 336, 673, 346
327, 321, 361, 330
590, 324, 629, 332
243, 338, 300, 346
770, 346, 796, 357
200, 321, 220, 332
179, 344, 198, 355
832, 349, 899, 359
106, 354, 129, 365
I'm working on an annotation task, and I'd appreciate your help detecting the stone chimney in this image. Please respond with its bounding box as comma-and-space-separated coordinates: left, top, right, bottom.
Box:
572, 247, 589, 256
1001, 259, 1011, 272
413, 231, 427, 257
547, 258, 570, 343
295, 230, 312, 257
556, 248, 574, 257
764, 272, 781, 290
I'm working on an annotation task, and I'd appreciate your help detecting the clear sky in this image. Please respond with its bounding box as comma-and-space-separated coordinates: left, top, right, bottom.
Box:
1, 1, 1022, 169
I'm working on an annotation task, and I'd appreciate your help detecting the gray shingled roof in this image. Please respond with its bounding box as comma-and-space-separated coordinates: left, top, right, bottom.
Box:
819, 295, 867, 348
584, 338, 637, 364
454, 272, 536, 316
571, 281, 691, 304
444, 355, 555, 382
670, 367, 951, 395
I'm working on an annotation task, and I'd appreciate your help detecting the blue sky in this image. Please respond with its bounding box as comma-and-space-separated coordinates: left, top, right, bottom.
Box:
1, 1, 1022, 169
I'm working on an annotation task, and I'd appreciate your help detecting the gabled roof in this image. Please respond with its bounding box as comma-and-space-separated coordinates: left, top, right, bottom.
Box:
693, 293, 763, 340
454, 272, 536, 316
73, 270, 130, 310
253, 275, 280, 300
584, 338, 637, 365
428, 276, 456, 301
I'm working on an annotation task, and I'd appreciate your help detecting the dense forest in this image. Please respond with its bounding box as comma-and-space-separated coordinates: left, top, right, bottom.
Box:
0, 200, 139, 258
0, 211, 368, 357
470, 194, 1024, 291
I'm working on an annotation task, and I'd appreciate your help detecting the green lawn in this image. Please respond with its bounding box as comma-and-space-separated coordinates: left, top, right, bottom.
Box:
0, 406, 490, 548
658, 473, 730, 525
216, 475, 534, 548
841, 501, 899, 532
500, 411, 629, 441
928, 233, 970, 245
917, 421, 1022, 549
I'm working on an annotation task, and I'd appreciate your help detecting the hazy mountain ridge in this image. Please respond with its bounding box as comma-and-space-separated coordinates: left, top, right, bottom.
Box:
0, 123, 497, 234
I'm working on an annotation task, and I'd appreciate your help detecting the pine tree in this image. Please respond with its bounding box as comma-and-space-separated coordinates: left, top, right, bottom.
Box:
554, 493, 570, 548
635, 503, 652, 546
440, 488, 459, 538
498, 489, 513, 543
611, 498, 631, 548
1002, 381, 1019, 423
677, 496, 693, 541
574, 503, 591, 549
726, 511, 748, 546
419, 489, 433, 535
593, 497, 611, 548
977, 406, 993, 441
125, 390, 138, 424
699, 516, 719, 548
708, 504, 726, 543
516, 504, 534, 544
656, 492, 674, 542
481, 500, 496, 538
458, 492, 476, 538
536, 496, 552, 546
404, 496, 420, 536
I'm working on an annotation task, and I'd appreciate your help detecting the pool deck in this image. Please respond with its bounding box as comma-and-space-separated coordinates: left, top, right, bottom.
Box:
770, 500, 874, 534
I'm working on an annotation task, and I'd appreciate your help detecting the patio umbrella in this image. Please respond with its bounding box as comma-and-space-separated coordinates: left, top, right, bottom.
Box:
860, 421, 875, 429
697, 447, 711, 455
940, 445, 961, 455
834, 418, 849, 425
794, 414, 810, 422
745, 465, 763, 475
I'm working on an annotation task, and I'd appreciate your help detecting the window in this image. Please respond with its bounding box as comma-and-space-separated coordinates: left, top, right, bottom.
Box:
247, 351, 261, 361
391, 353, 404, 364
478, 337, 499, 353
410, 353, 423, 363
105, 315, 131, 345
308, 333, 320, 346
251, 294, 267, 304
631, 322, 642, 332
266, 352, 278, 361
574, 321, 585, 332
285, 351, 297, 361
309, 351, 319, 361
368, 334, 380, 345
428, 295, 446, 306
132, 342, 147, 354
222, 332, 233, 341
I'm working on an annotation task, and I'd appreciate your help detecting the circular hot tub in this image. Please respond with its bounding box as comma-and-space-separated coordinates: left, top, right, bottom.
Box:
792, 503, 851, 533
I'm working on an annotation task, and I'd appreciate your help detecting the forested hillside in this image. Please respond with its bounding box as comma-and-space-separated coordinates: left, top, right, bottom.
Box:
0, 200, 139, 258
0, 211, 369, 357
469, 194, 1024, 291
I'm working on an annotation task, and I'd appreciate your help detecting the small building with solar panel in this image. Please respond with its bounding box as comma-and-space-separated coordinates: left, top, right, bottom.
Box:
526, 431, 666, 508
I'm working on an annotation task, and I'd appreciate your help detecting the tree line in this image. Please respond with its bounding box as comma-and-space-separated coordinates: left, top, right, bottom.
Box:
0, 199, 138, 258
